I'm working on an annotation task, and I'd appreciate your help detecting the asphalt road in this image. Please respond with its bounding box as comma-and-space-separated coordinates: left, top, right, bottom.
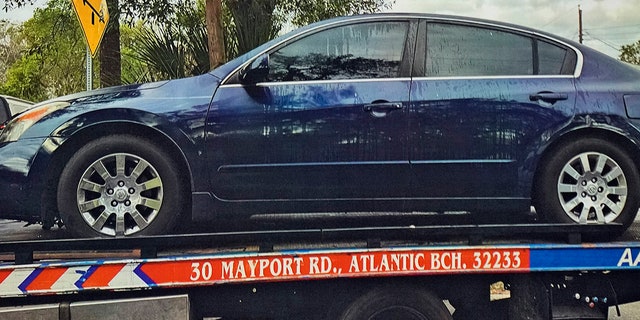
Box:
0, 219, 70, 241
1, 218, 640, 318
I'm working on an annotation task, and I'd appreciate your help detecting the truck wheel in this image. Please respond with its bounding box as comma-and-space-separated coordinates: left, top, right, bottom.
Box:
57, 134, 183, 237
339, 286, 452, 320
534, 138, 640, 230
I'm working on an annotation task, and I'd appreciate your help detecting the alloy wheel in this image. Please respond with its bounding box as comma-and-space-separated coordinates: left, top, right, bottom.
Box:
557, 152, 627, 224
75, 153, 163, 236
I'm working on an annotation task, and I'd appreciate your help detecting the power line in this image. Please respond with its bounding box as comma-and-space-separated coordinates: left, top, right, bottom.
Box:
585, 31, 640, 37
584, 24, 640, 30
567, 31, 579, 42
594, 37, 639, 43
540, 4, 577, 29
582, 30, 639, 44
584, 31, 622, 52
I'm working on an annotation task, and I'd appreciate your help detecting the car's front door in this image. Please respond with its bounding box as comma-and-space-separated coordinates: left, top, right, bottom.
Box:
408, 21, 577, 211
207, 20, 415, 204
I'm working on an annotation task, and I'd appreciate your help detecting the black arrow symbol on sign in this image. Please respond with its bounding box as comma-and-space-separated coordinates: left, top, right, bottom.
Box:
82, 0, 105, 25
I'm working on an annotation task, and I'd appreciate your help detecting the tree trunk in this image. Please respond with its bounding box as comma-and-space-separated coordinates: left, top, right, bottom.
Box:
99, 0, 121, 88
227, 0, 277, 55
205, 0, 225, 69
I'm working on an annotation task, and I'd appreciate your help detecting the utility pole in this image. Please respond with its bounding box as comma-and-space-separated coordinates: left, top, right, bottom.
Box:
578, 5, 583, 44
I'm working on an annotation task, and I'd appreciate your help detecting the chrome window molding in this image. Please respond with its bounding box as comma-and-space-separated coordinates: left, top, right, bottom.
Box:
411, 75, 576, 81
219, 74, 574, 89
219, 77, 413, 88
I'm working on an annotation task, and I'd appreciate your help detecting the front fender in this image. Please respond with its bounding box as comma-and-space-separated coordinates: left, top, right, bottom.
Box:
42, 106, 208, 187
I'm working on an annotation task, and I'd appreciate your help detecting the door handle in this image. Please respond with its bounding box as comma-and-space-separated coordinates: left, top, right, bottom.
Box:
529, 92, 569, 103
363, 102, 403, 112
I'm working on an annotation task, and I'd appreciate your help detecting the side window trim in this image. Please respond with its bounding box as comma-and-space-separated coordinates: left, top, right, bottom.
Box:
412, 19, 427, 78
400, 20, 420, 78
532, 38, 540, 75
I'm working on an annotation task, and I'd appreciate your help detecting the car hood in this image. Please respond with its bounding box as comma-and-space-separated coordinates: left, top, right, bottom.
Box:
35, 80, 171, 107
3, 73, 222, 142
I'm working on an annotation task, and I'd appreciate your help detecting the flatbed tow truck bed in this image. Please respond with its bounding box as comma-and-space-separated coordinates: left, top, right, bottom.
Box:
1, 223, 640, 320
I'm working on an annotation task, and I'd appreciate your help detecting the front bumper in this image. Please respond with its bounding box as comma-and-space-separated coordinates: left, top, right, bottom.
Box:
0, 137, 50, 220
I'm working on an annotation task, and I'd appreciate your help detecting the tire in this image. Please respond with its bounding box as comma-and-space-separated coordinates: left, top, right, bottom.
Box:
339, 286, 453, 320
534, 138, 640, 231
57, 134, 185, 237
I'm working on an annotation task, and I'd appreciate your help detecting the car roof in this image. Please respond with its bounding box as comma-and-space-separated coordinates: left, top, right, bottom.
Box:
334, 13, 581, 46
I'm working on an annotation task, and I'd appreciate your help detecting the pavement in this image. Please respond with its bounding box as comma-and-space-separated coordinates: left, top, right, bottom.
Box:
0, 219, 70, 241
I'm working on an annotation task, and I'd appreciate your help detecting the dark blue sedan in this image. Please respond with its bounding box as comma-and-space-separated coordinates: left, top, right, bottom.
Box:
1, 13, 640, 238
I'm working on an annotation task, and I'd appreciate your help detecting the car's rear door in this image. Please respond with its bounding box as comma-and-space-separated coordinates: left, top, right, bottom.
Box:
207, 19, 417, 203
407, 20, 577, 211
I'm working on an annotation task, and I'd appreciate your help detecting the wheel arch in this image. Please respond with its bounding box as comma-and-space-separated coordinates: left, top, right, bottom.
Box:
531, 127, 640, 203
41, 120, 194, 224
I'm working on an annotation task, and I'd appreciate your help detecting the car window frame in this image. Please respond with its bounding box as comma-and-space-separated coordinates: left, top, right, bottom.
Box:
223, 17, 419, 86
413, 18, 582, 79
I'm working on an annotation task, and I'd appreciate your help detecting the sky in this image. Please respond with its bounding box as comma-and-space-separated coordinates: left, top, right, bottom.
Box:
1, 0, 639, 58
386, 0, 640, 58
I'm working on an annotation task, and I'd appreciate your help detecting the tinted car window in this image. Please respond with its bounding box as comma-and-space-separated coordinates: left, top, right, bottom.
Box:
269, 22, 409, 82
538, 40, 569, 75
426, 23, 533, 77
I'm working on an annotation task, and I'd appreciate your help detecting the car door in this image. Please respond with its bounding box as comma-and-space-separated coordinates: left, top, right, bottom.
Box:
207, 20, 415, 203
408, 21, 577, 210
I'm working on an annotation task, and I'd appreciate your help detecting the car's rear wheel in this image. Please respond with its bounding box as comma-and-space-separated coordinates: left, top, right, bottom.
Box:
57, 134, 183, 237
535, 137, 640, 230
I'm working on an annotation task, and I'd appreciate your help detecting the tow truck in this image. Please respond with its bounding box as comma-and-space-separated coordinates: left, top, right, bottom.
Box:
1, 221, 640, 319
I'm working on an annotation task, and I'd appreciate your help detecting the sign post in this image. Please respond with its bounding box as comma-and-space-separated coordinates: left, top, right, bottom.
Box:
72, 0, 110, 90
85, 47, 92, 90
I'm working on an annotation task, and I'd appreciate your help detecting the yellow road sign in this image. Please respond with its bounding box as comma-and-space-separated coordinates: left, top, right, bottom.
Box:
72, 0, 110, 57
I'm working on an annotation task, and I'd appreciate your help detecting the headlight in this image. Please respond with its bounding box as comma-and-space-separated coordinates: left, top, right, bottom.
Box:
0, 101, 70, 143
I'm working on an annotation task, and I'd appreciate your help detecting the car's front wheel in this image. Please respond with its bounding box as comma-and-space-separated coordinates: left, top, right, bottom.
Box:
57, 134, 184, 237
535, 137, 640, 231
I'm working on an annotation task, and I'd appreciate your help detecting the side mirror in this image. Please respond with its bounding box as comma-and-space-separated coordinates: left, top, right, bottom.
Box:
0, 97, 10, 125
240, 54, 269, 84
